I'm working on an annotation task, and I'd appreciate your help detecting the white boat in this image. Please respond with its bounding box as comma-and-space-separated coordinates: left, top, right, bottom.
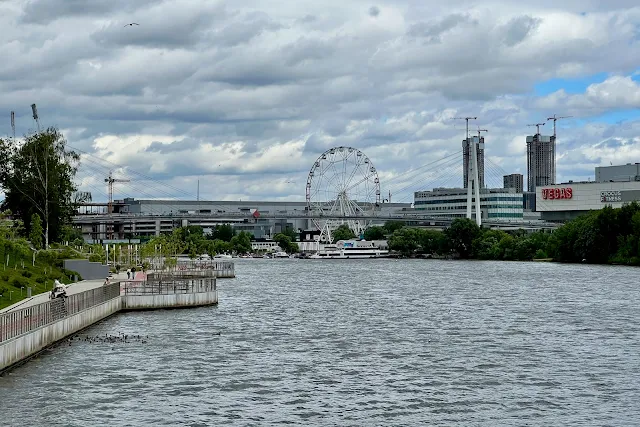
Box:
273, 251, 289, 258
214, 254, 233, 260
312, 239, 389, 259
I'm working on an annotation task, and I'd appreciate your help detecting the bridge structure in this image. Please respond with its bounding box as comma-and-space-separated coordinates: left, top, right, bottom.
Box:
71, 210, 560, 242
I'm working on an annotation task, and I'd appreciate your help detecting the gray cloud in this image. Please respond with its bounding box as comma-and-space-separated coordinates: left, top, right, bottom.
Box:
20, 0, 160, 24
407, 13, 477, 43
501, 15, 542, 47
2, 0, 640, 202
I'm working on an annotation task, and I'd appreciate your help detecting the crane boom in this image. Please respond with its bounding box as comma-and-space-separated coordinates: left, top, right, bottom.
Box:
527, 122, 546, 135
546, 114, 573, 137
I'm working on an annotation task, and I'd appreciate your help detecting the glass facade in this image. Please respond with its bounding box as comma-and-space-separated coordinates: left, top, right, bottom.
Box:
413, 187, 524, 221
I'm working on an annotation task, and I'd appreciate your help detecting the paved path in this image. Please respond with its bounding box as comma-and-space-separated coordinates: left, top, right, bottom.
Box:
0, 272, 143, 314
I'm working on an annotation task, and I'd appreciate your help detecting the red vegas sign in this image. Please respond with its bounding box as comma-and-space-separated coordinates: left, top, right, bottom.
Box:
542, 187, 572, 200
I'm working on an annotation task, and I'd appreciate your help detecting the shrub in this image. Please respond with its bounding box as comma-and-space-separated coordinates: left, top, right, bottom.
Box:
35, 276, 46, 284
88, 254, 102, 263
10, 277, 28, 288
21, 270, 33, 278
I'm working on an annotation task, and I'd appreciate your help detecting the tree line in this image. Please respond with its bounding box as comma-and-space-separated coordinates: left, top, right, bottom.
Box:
381, 202, 640, 265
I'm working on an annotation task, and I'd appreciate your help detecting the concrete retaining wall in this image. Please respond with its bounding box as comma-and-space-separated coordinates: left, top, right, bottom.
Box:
214, 264, 235, 278
122, 291, 218, 310
0, 297, 121, 372
63, 259, 110, 280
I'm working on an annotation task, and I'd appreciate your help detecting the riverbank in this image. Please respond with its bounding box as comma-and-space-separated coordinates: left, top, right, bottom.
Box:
0, 265, 231, 373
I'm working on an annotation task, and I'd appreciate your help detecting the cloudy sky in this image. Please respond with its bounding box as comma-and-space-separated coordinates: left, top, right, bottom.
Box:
1, 0, 640, 204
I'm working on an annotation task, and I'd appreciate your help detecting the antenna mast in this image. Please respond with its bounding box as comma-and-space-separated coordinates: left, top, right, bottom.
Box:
197, 179, 200, 202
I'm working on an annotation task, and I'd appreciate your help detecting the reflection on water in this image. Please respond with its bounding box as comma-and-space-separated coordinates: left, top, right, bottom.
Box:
1, 259, 639, 426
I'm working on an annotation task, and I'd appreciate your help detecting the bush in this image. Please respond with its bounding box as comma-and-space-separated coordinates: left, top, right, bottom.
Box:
534, 249, 548, 259
88, 254, 102, 263
21, 270, 33, 278
35, 276, 46, 284
10, 277, 28, 288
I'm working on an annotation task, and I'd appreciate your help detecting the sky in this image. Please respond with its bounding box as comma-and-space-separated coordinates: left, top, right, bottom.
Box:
1, 0, 640, 204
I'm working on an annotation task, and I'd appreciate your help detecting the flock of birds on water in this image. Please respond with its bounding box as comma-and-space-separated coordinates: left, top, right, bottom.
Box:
65, 332, 149, 346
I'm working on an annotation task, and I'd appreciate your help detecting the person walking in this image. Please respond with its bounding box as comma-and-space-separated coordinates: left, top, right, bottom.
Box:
126, 268, 131, 280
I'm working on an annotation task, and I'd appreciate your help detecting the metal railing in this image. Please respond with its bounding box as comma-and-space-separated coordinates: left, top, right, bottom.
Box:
147, 270, 216, 280
123, 278, 216, 295
0, 282, 121, 344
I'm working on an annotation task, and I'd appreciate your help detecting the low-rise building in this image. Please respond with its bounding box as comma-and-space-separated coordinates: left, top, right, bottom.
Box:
414, 187, 523, 220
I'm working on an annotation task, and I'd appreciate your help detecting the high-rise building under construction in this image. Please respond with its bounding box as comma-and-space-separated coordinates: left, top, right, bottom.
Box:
526, 134, 555, 192
463, 136, 485, 189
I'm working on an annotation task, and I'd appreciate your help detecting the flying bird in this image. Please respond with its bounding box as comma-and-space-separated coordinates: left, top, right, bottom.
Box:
124, 23, 140, 27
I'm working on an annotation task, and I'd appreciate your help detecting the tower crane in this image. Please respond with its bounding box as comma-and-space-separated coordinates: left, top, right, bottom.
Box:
453, 116, 477, 141
105, 171, 130, 214
546, 114, 572, 138
476, 128, 488, 139
527, 122, 546, 135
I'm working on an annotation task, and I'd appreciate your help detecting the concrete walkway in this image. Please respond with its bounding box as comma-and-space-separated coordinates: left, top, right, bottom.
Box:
0, 272, 147, 314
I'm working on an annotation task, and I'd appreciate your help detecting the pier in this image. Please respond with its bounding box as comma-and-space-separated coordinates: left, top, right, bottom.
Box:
0, 262, 233, 373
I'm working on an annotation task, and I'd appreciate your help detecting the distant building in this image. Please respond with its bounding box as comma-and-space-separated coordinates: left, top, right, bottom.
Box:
414, 187, 523, 221
503, 173, 524, 194
463, 136, 485, 189
526, 134, 556, 193
536, 180, 640, 222
595, 163, 640, 183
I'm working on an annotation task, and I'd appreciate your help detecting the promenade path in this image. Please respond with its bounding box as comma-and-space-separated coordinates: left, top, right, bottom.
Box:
0, 271, 148, 314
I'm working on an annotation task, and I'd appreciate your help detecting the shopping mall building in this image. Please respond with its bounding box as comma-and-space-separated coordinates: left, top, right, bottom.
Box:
535, 180, 640, 221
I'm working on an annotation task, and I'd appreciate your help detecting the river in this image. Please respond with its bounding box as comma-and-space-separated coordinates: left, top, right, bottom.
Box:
1, 259, 639, 426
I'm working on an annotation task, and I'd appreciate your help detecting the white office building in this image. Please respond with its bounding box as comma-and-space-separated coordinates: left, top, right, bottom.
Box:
414, 187, 524, 221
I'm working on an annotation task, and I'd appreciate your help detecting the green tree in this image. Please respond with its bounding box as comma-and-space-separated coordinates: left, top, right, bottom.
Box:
363, 226, 385, 240
274, 233, 300, 254
0, 128, 80, 248
280, 227, 298, 242
29, 213, 43, 250
444, 218, 481, 259
383, 220, 406, 235
231, 231, 252, 254
209, 224, 235, 242
388, 227, 419, 256
332, 224, 356, 243
416, 229, 446, 254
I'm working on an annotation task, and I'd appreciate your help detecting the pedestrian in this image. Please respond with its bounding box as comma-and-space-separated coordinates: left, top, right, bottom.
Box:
127, 268, 131, 280
103, 277, 110, 286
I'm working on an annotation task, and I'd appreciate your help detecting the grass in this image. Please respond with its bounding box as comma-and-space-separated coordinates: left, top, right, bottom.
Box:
0, 262, 79, 311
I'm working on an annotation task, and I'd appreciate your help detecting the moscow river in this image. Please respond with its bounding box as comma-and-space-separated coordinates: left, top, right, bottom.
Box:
1, 259, 639, 426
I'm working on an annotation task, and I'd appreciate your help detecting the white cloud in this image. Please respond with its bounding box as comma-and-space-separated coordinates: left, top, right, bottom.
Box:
0, 0, 639, 202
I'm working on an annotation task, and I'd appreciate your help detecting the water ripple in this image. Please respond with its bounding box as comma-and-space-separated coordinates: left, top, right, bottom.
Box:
1, 259, 640, 426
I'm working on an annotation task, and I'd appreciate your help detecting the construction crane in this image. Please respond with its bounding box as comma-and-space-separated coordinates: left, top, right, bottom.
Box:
105, 171, 130, 214
546, 114, 573, 138
453, 116, 477, 141
527, 122, 546, 135
476, 128, 488, 139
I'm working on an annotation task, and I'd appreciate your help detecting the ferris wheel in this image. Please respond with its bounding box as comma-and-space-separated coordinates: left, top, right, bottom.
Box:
306, 146, 381, 243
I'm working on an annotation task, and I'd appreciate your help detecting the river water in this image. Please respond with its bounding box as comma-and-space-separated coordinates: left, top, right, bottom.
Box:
1, 259, 639, 426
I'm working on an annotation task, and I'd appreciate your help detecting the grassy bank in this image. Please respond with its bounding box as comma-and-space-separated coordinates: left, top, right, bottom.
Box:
0, 243, 82, 311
